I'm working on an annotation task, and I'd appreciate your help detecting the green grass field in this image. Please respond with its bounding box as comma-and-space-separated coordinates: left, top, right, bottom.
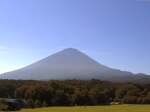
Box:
20, 105, 150, 112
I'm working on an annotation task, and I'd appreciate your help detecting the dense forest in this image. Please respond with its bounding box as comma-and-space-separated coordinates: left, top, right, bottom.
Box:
0, 79, 150, 108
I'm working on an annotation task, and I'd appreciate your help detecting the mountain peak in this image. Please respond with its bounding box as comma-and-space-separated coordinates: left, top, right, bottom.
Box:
64, 48, 78, 51
1, 48, 149, 83
1, 48, 107, 80
62, 48, 80, 53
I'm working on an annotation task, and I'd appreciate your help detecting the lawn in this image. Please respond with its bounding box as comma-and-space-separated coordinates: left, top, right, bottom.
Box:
20, 105, 150, 112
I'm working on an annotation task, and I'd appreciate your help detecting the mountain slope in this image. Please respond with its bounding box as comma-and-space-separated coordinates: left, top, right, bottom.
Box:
1, 48, 150, 83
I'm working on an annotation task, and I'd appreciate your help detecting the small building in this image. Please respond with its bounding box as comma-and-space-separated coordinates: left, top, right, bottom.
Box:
0, 98, 25, 111
110, 102, 121, 105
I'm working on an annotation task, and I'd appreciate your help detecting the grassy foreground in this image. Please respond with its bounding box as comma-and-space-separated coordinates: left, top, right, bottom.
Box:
20, 105, 150, 112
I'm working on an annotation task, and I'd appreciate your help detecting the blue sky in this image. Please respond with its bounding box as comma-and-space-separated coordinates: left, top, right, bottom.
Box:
0, 0, 150, 74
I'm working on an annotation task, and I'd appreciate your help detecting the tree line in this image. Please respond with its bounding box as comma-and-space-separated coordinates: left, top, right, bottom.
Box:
0, 79, 150, 108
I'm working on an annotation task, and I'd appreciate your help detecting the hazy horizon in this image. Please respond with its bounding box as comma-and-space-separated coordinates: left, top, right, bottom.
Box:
0, 0, 150, 74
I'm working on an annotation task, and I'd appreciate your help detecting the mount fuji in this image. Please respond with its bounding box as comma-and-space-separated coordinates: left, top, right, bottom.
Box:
1, 48, 150, 83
